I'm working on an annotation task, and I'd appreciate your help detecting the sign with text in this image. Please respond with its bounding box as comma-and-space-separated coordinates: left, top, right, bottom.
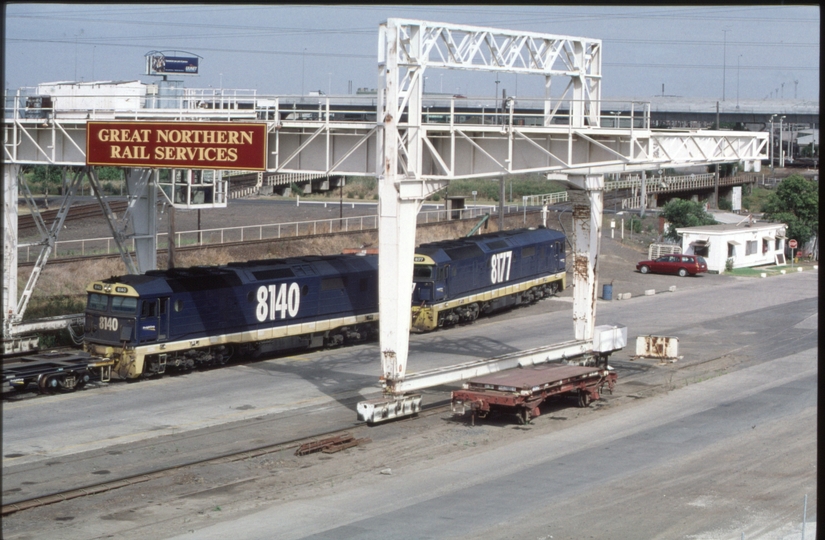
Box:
147, 54, 199, 75
86, 122, 267, 170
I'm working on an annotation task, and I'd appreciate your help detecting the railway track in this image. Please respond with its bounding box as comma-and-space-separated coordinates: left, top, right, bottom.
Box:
0, 337, 742, 517
18, 201, 128, 233
0, 398, 452, 516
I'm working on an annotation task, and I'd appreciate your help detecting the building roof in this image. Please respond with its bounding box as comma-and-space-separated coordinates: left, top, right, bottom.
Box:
708, 211, 752, 224
676, 222, 786, 235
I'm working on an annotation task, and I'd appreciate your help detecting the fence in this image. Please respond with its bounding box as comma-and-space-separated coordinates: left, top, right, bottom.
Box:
17, 204, 518, 262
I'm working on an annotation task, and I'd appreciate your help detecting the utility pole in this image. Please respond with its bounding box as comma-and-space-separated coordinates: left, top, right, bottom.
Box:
168, 203, 176, 269
722, 28, 729, 101
714, 102, 720, 208
736, 54, 742, 109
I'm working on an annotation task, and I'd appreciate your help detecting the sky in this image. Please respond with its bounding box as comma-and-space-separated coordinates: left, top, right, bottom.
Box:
3, 4, 821, 102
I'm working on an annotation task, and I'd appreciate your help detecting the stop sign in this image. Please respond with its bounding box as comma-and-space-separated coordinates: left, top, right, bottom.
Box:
789, 239, 798, 249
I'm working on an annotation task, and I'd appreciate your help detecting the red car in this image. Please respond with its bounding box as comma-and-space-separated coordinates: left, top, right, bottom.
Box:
636, 254, 708, 277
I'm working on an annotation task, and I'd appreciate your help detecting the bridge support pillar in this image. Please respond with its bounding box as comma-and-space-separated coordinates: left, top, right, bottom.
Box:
126, 169, 158, 274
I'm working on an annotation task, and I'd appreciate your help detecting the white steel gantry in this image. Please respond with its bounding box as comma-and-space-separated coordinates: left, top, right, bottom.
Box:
4, 20, 766, 386
362, 18, 766, 421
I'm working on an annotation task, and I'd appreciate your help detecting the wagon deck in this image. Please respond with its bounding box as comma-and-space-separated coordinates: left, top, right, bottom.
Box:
451, 362, 616, 424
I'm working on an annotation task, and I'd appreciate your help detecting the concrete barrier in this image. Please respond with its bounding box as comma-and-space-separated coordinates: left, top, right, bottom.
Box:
760, 273, 767, 278
645, 289, 655, 296
668, 285, 677, 292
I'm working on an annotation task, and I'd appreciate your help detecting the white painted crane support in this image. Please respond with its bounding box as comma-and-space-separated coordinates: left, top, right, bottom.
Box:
385, 339, 595, 396
3, 164, 20, 341
568, 174, 604, 342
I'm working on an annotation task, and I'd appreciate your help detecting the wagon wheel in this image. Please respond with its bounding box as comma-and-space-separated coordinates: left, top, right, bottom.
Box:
38, 375, 60, 394
577, 389, 591, 408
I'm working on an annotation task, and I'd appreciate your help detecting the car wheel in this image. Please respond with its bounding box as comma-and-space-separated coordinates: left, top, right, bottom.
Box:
678, 268, 688, 277
639, 265, 650, 274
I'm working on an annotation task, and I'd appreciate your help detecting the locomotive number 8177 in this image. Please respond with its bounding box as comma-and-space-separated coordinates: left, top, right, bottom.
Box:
490, 251, 513, 284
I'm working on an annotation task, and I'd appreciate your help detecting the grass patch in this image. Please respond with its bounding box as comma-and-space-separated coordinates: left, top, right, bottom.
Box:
726, 266, 792, 277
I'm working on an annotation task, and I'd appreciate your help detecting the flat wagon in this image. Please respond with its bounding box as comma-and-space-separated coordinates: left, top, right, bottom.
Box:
2, 351, 113, 393
451, 362, 616, 425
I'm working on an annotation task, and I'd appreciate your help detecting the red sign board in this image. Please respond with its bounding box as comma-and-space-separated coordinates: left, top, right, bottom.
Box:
789, 239, 798, 249
86, 121, 267, 170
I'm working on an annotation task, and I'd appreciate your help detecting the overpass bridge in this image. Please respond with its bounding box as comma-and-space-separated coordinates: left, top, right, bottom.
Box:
4, 19, 768, 415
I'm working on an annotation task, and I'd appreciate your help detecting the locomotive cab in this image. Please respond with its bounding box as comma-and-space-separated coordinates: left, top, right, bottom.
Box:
412, 255, 448, 302
84, 283, 139, 345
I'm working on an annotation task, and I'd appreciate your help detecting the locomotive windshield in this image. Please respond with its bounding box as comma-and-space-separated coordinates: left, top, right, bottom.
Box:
87, 293, 108, 311
413, 265, 435, 281
112, 296, 138, 314
88, 294, 137, 314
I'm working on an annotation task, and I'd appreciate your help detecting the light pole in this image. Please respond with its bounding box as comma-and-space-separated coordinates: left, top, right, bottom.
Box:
779, 115, 786, 168
769, 114, 776, 169
495, 76, 500, 119
736, 54, 742, 109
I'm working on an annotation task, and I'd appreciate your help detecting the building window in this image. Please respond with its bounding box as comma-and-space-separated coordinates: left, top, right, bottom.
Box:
775, 238, 782, 251
746, 240, 757, 255
762, 239, 770, 254
728, 242, 736, 258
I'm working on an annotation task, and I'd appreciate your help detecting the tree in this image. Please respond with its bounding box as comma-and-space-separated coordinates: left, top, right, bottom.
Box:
26, 165, 63, 193
660, 198, 717, 241
761, 174, 818, 246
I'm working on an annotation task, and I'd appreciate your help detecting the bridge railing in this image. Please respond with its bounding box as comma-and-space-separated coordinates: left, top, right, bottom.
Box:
6, 86, 651, 131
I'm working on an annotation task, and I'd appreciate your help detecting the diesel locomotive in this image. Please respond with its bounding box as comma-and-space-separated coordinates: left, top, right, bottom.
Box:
83, 227, 566, 379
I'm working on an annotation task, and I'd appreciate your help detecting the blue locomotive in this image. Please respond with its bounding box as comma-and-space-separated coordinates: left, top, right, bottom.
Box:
83, 227, 566, 379
411, 227, 566, 330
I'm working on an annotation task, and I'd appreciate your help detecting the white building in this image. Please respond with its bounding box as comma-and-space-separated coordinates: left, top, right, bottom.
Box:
676, 220, 787, 273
